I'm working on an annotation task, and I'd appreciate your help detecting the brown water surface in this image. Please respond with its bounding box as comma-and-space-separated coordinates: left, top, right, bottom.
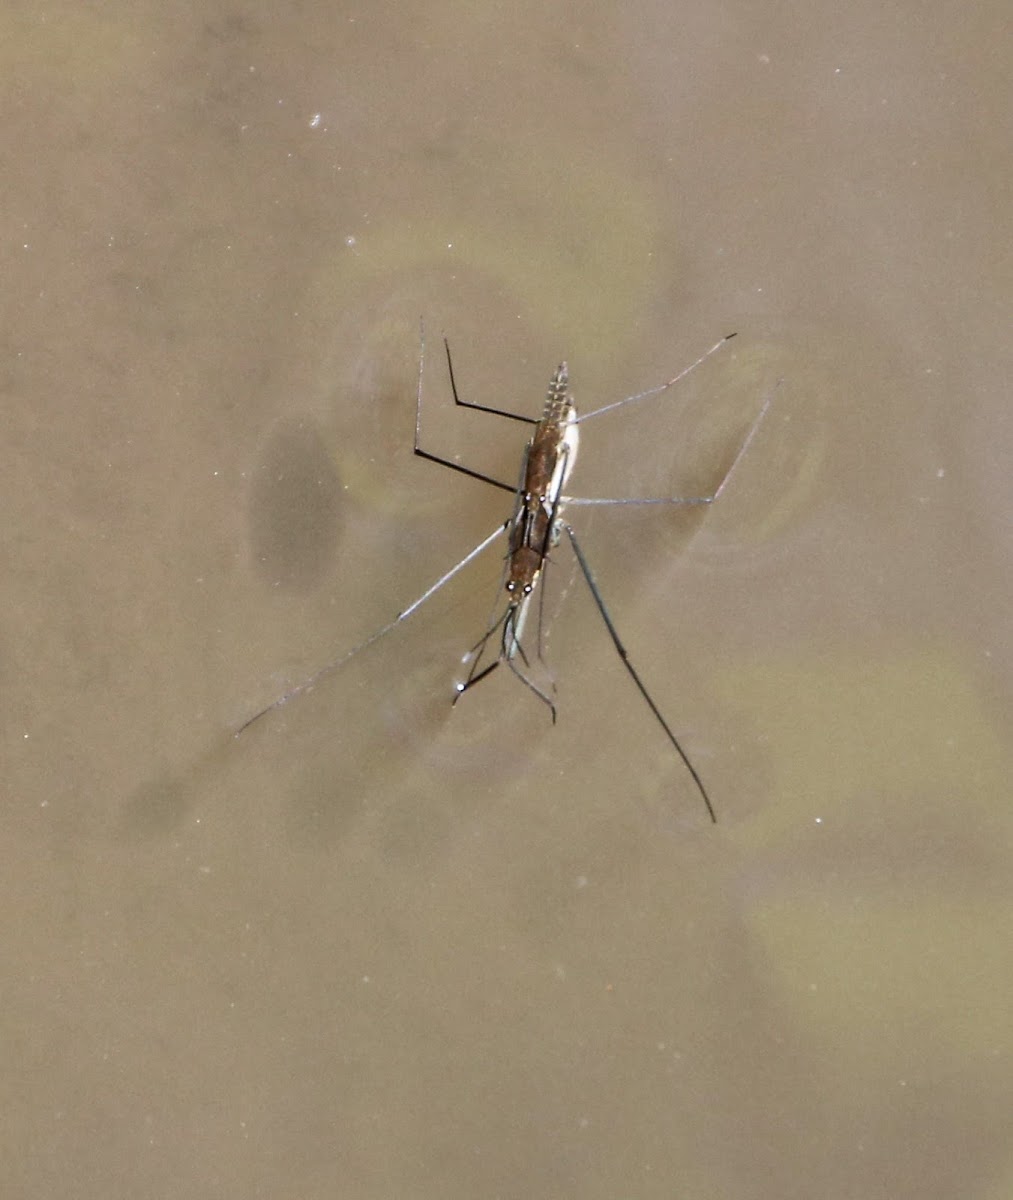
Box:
2, 3, 1010, 1197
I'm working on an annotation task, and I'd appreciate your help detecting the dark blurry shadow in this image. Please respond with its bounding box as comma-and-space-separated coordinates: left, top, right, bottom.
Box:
248, 418, 343, 591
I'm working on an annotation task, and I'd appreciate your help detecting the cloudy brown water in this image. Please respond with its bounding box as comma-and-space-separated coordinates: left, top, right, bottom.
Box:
3, 3, 1010, 1197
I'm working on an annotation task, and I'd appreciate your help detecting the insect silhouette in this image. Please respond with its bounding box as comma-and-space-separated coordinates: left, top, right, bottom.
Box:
237, 324, 769, 821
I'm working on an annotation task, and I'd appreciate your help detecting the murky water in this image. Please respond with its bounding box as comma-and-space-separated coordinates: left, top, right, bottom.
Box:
3, 2, 1010, 1197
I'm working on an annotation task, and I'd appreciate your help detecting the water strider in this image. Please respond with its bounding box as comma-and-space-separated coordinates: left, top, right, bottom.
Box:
238, 324, 769, 821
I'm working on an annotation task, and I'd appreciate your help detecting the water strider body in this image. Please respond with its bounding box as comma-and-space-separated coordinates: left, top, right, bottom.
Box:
238, 325, 769, 821
451, 359, 580, 714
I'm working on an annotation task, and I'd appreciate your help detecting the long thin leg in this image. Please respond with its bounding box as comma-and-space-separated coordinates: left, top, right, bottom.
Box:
442, 336, 537, 426
563, 496, 716, 507
576, 333, 737, 424
413, 321, 520, 495
504, 649, 558, 720
453, 606, 512, 699
564, 388, 773, 510
534, 550, 553, 665
562, 523, 717, 822
501, 602, 558, 720
451, 488, 524, 692
453, 593, 559, 721
235, 521, 509, 735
